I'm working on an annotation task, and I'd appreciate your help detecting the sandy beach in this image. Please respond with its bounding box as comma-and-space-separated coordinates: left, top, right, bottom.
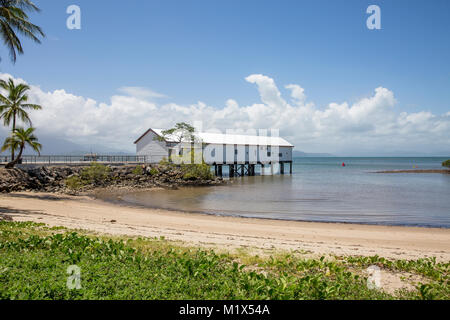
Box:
1, 191, 449, 261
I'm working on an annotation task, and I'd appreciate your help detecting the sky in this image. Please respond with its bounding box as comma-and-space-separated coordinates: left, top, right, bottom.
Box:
0, 0, 449, 155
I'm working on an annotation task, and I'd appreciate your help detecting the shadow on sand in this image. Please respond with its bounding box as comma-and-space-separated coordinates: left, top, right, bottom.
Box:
3, 193, 72, 201
0, 206, 44, 221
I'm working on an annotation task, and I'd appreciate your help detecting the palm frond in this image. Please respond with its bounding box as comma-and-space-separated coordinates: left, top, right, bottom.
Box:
1, 134, 19, 153
0, 0, 44, 62
17, 107, 31, 125
0, 19, 22, 62
0, 78, 42, 129
10, 126, 41, 155
21, 103, 41, 110
0, 94, 11, 105
0, 106, 13, 125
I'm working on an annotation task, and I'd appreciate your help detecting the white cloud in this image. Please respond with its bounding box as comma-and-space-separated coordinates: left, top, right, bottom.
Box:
285, 84, 307, 106
245, 74, 287, 109
0, 72, 448, 155
117, 87, 167, 99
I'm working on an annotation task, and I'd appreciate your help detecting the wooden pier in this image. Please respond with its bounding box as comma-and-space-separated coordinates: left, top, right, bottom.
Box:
213, 161, 292, 177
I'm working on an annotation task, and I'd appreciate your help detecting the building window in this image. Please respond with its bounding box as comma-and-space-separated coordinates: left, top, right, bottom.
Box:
279, 153, 282, 158
235, 149, 238, 155
211, 149, 216, 157
267, 151, 271, 157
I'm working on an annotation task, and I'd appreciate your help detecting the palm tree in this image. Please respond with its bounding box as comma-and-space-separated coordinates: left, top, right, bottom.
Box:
0, 0, 44, 63
2, 127, 41, 168
0, 77, 42, 160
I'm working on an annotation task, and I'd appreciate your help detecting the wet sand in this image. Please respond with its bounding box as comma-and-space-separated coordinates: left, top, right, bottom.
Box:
1, 191, 449, 261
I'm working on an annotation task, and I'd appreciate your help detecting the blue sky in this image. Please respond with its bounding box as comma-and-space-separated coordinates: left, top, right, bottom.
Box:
0, 0, 449, 155
1, 0, 448, 113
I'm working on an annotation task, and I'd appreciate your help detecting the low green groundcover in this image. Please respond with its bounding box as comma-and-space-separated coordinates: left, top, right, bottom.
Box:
0, 221, 448, 300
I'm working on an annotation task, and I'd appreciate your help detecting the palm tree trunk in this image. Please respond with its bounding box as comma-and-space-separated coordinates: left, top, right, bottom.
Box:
11, 111, 16, 161
5, 143, 23, 169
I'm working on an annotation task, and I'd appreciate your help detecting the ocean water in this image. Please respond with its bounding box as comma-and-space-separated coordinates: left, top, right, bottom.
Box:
117, 157, 450, 228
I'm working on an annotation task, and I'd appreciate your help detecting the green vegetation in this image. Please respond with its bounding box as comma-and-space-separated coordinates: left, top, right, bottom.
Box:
0, 0, 45, 63
132, 165, 159, 177
156, 122, 203, 165
0, 78, 43, 165
79, 162, 110, 184
64, 176, 84, 191
182, 163, 214, 180
155, 122, 196, 144
0, 221, 448, 300
65, 163, 111, 190
1, 127, 41, 168
343, 255, 449, 300
0, 1, 45, 164
148, 167, 159, 176
159, 157, 214, 180
442, 160, 450, 169
132, 165, 144, 176
155, 124, 215, 180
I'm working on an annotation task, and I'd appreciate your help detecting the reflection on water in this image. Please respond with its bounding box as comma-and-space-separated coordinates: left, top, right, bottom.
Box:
111, 157, 450, 228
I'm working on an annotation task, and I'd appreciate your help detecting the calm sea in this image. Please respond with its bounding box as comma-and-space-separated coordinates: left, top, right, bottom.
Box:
116, 157, 450, 228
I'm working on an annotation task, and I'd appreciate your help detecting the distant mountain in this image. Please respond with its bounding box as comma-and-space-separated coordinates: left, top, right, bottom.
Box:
0, 134, 133, 156
293, 150, 334, 157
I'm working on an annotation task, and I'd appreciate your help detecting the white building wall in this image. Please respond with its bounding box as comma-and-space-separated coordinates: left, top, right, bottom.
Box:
202, 143, 224, 164
136, 130, 293, 165
278, 146, 293, 162
136, 130, 169, 163
202, 144, 292, 164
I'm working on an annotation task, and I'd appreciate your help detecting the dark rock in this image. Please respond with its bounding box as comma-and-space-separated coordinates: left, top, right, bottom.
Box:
0, 164, 226, 194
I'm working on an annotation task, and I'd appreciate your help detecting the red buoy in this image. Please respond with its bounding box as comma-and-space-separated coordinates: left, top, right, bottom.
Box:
342, 162, 346, 167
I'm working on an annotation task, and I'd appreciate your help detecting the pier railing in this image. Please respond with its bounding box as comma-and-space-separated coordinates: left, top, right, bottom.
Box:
0, 155, 158, 165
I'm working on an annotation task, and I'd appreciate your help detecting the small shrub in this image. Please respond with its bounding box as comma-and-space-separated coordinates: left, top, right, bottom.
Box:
132, 166, 144, 175
148, 167, 159, 176
182, 163, 214, 180
65, 176, 84, 190
442, 160, 450, 168
80, 163, 110, 184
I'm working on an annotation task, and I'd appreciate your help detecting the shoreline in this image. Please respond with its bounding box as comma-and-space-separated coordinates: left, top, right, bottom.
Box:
1, 191, 449, 261
97, 190, 449, 229
94, 187, 450, 229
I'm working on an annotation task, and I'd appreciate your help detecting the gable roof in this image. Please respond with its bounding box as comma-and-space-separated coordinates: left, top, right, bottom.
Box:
135, 128, 294, 147
133, 128, 161, 144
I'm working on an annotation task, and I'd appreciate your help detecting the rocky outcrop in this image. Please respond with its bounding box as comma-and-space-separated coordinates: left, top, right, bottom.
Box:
0, 166, 71, 193
0, 164, 224, 194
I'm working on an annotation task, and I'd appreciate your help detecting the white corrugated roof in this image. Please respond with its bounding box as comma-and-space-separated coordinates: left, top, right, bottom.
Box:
152, 129, 294, 147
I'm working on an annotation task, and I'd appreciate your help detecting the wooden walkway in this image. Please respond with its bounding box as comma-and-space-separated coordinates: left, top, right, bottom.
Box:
0, 155, 149, 165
